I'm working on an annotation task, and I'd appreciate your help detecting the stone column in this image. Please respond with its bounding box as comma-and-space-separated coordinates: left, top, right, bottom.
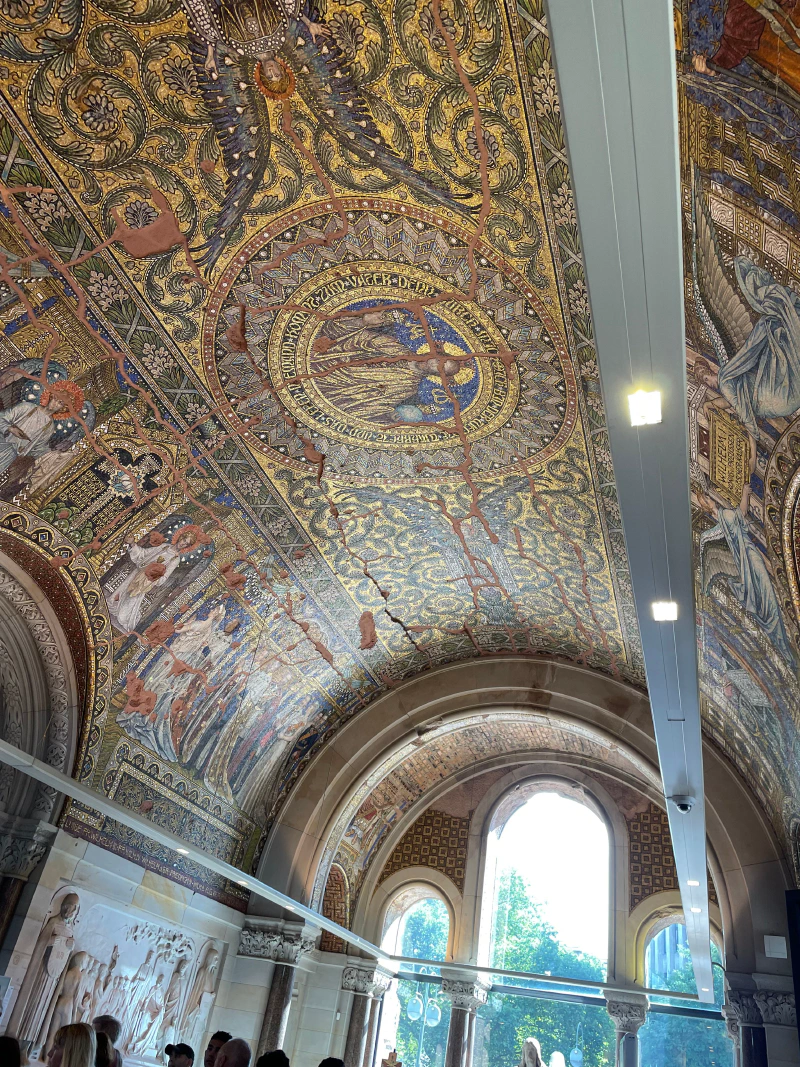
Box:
441, 977, 489, 1067
605, 992, 648, 1067
238, 920, 317, 1057
725, 992, 767, 1067
362, 995, 383, 1067
754, 991, 798, 1067
342, 963, 393, 1067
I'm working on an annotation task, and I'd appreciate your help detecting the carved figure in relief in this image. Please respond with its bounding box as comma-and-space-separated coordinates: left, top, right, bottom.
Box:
121, 948, 156, 1051
157, 958, 190, 1051
182, 946, 221, 1048
129, 972, 166, 1054
7, 891, 80, 1054
44, 951, 90, 1053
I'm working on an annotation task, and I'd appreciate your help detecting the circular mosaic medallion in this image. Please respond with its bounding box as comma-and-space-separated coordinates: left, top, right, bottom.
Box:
204, 200, 577, 483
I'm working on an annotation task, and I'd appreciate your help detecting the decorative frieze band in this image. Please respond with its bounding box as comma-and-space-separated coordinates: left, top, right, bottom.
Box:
441, 977, 490, 1013
341, 963, 394, 999
238, 922, 317, 965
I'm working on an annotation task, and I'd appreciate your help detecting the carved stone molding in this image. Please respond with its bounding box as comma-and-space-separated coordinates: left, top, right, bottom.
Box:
725, 991, 763, 1027
754, 991, 796, 1027
238, 922, 317, 965
605, 993, 648, 1034
441, 977, 490, 1013
0, 814, 58, 880
342, 963, 394, 999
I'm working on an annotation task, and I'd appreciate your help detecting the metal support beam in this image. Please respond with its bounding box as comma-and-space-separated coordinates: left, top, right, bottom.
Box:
545, 0, 713, 999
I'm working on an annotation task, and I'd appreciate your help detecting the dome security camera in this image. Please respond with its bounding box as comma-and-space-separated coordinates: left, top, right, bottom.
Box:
669, 794, 696, 814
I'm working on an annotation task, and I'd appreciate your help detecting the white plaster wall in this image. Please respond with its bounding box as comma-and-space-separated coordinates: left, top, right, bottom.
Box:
0, 830, 247, 1064
286, 951, 349, 1067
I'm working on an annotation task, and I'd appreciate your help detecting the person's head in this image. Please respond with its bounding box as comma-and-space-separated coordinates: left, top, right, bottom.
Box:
256, 1053, 290, 1067
317, 1060, 345, 1067
166, 1044, 195, 1067
254, 56, 295, 98
58, 892, 80, 923
520, 1038, 543, 1067
0, 1036, 23, 1067
48, 1024, 96, 1067
94, 1032, 113, 1067
215, 1040, 252, 1067
691, 356, 717, 389
204, 1032, 232, 1067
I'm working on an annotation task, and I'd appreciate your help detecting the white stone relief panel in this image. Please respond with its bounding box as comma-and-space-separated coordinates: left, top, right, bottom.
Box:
6, 885, 225, 1065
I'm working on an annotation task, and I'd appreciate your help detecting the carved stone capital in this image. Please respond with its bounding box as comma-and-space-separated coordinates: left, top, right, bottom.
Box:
720, 1005, 741, 1046
341, 963, 394, 999
441, 977, 490, 1013
725, 991, 763, 1027
754, 991, 796, 1027
604, 992, 648, 1035
238, 922, 316, 965
0, 814, 57, 880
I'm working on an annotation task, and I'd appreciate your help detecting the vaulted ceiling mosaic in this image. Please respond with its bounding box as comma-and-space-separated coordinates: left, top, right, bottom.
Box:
0, 0, 644, 898
678, 0, 800, 875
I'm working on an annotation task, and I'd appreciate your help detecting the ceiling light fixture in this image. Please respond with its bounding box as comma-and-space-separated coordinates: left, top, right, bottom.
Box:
176, 848, 189, 855
237, 879, 248, 886
652, 601, 678, 622
628, 389, 662, 426
687, 879, 700, 886
690, 907, 702, 913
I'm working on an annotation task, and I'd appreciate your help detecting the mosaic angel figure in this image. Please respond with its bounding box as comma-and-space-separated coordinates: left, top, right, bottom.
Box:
697, 482, 795, 665
182, 0, 472, 269
690, 171, 800, 470
0, 359, 95, 500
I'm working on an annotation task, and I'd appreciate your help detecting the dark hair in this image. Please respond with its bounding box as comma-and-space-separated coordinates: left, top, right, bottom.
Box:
95, 1032, 113, 1067
0, 1036, 22, 1067
92, 1017, 122, 1045
210, 1034, 233, 1046
257, 1054, 290, 1067
317, 1061, 345, 1067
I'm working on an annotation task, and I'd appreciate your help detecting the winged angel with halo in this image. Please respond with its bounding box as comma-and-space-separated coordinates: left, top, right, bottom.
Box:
182, 0, 473, 270
690, 170, 799, 665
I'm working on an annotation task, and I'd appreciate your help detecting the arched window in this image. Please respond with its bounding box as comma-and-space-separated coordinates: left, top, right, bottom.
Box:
479, 784, 611, 979
473, 784, 615, 1067
639, 920, 732, 1067
375, 887, 452, 1067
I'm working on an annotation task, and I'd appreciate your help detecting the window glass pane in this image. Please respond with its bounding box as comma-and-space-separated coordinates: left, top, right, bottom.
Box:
639, 1011, 733, 1067
482, 791, 609, 982
377, 895, 451, 1065
645, 923, 725, 1008
473, 991, 615, 1067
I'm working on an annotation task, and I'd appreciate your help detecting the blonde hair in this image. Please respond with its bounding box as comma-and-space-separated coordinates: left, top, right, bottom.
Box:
54, 1024, 96, 1067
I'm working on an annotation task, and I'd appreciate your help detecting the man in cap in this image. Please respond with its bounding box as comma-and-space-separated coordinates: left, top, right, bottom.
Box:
166, 1042, 195, 1067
